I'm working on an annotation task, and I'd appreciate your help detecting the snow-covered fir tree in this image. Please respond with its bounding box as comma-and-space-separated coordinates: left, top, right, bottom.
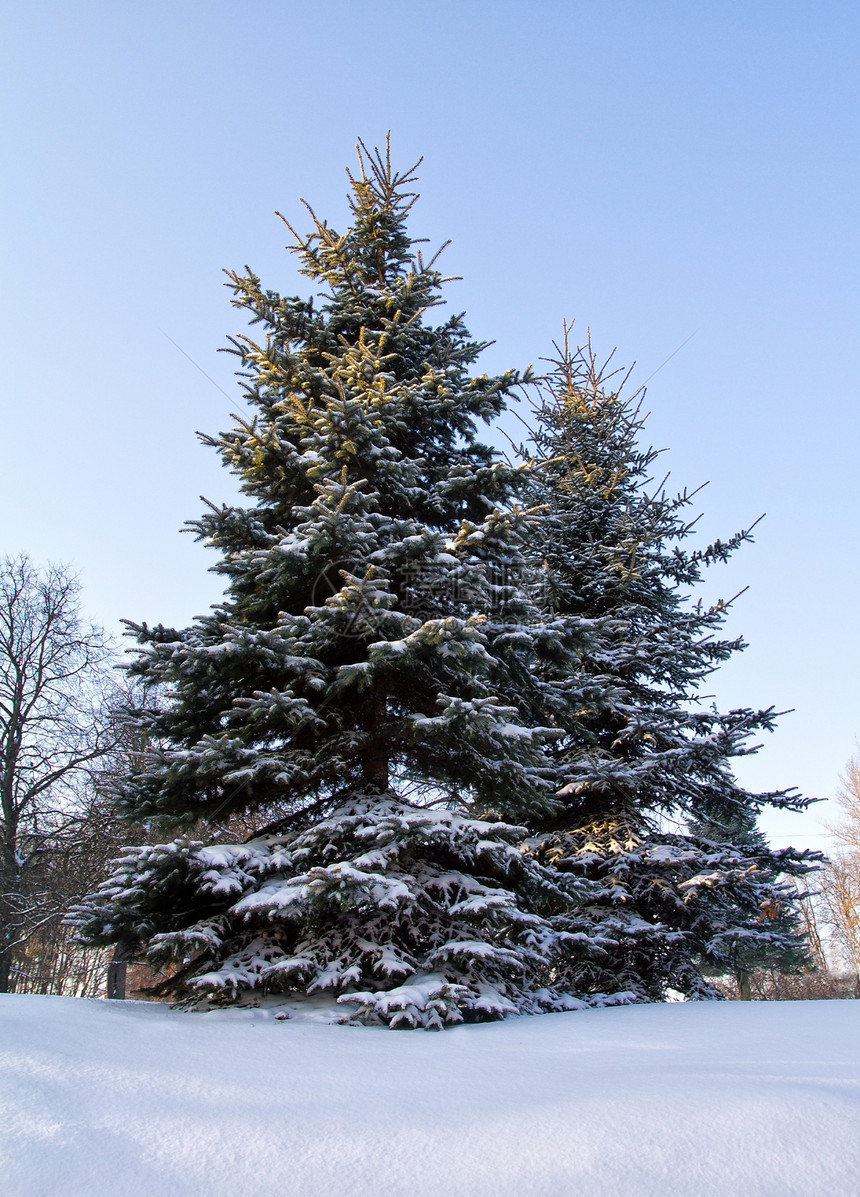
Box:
75, 144, 603, 1027
524, 326, 819, 1001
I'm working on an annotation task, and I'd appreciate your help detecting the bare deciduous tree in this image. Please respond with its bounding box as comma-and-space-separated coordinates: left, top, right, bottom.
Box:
833, 756, 860, 852
816, 757, 860, 979
0, 554, 114, 991
819, 857, 860, 975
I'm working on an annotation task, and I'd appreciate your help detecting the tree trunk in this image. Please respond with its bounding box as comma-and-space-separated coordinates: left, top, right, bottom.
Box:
736, 969, 752, 1001
0, 842, 18, 993
362, 677, 389, 792
1, 747, 22, 995
107, 942, 128, 999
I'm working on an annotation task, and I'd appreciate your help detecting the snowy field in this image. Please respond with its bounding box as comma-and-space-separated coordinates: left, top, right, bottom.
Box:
2, 995, 859, 1197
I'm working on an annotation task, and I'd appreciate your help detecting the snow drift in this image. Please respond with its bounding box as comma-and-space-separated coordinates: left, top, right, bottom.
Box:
2, 994, 858, 1196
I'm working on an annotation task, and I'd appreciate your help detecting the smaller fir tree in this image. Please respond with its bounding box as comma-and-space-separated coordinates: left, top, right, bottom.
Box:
524, 326, 819, 1001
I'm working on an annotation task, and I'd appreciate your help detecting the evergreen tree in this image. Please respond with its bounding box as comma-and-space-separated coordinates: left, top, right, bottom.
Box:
525, 326, 818, 1001
75, 144, 597, 1027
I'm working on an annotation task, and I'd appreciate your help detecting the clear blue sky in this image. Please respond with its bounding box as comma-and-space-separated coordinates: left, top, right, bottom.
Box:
2, 1, 858, 851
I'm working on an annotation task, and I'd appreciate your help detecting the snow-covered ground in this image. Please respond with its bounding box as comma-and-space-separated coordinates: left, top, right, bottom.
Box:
2, 994, 858, 1197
